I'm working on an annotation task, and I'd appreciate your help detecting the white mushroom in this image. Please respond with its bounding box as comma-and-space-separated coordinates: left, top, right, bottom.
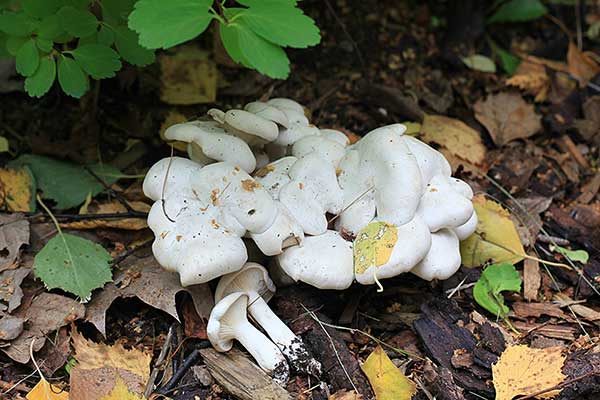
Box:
245, 101, 290, 128
292, 134, 347, 167
208, 292, 290, 384
267, 98, 306, 115
276, 230, 354, 290
453, 211, 478, 240
253, 156, 297, 200
215, 263, 321, 376
403, 135, 451, 184
250, 201, 304, 256
410, 229, 462, 280
208, 108, 279, 145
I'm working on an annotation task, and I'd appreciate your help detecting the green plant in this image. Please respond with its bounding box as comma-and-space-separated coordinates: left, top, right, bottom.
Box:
0, 0, 320, 98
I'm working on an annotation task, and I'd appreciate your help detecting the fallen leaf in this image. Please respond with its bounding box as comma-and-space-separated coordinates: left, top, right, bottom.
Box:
506, 60, 550, 102
159, 45, 217, 105
99, 376, 145, 400
85, 255, 213, 336
26, 377, 69, 400
182, 299, 208, 339
0, 167, 35, 211
329, 389, 364, 400
70, 329, 151, 400
550, 245, 589, 264
493, 345, 566, 400
0, 315, 25, 340
0, 213, 30, 273
460, 195, 525, 268
361, 345, 416, 400
420, 114, 487, 171
462, 54, 496, 73
2, 293, 85, 364
567, 42, 600, 87
0, 267, 30, 313
36, 326, 72, 376
523, 258, 541, 301
60, 200, 150, 230
473, 263, 522, 319
474, 92, 542, 146
354, 221, 398, 274
553, 293, 600, 322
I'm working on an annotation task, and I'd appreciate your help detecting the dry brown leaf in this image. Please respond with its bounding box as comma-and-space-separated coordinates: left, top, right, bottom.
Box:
523, 258, 541, 302
70, 329, 151, 400
329, 389, 364, 400
474, 92, 542, 146
0, 167, 34, 212
0, 268, 30, 313
493, 345, 566, 400
0, 213, 29, 273
567, 42, 600, 87
420, 114, 487, 172
0, 315, 25, 340
506, 60, 550, 102
159, 45, 217, 105
60, 200, 150, 230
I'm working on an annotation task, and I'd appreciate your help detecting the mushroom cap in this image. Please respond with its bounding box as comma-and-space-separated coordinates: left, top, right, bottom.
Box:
267, 98, 305, 115
319, 129, 351, 147
292, 134, 347, 167
250, 201, 304, 256
215, 262, 276, 304
253, 156, 297, 199
224, 109, 279, 144
447, 177, 474, 199
276, 230, 354, 290
208, 291, 250, 352
143, 156, 203, 201
453, 210, 478, 240
403, 135, 451, 184
244, 101, 290, 128
354, 217, 432, 285
274, 123, 319, 147
411, 229, 461, 281
416, 175, 475, 232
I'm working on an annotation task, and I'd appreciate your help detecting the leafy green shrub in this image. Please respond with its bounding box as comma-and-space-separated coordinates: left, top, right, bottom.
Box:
0, 0, 321, 98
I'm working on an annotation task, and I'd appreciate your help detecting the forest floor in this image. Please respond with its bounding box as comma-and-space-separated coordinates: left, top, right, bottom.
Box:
1, 1, 600, 399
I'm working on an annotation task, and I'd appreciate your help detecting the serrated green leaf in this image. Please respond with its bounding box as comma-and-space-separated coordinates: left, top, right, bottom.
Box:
37, 14, 65, 40
9, 154, 122, 209
237, 0, 298, 5
34, 233, 112, 301
236, 4, 320, 48
57, 55, 88, 98
25, 55, 55, 97
0, 11, 36, 36
101, 0, 135, 23
128, 0, 213, 49
71, 43, 121, 78
35, 37, 53, 52
16, 39, 39, 76
219, 22, 251, 68
58, 6, 98, 38
221, 19, 290, 79
550, 245, 589, 264
23, 0, 62, 18
488, 38, 520, 75
54, 32, 74, 44
114, 25, 154, 66
97, 25, 115, 46
6, 36, 28, 56
488, 0, 547, 23
473, 263, 521, 318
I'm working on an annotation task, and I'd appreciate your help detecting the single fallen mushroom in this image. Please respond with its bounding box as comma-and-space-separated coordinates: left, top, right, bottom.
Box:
208, 291, 290, 384
207, 108, 279, 146
215, 262, 321, 376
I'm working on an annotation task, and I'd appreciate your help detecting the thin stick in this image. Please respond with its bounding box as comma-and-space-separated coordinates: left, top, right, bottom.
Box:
516, 369, 598, 399
161, 147, 176, 223
328, 185, 374, 225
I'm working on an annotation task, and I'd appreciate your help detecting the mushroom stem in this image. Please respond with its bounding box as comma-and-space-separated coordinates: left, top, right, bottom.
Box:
235, 317, 290, 385
248, 292, 322, 376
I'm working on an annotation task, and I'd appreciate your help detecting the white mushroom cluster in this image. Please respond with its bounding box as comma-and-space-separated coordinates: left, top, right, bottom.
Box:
143, 98, 478, 384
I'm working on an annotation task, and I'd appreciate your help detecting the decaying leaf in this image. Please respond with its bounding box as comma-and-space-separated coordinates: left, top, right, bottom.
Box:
420, 114, 487, 172
70, 329, 151, 400
567, 42, 600, 87
0, 267, 30, 313
0, 213, 30, 273
0, 315, 25, 340
85, 255, 213, 336
0, 167, 35, 211
361, 346, 416, 400
329, 389, 364, 400
506, 60, 550, 102
26, 376, 69, 400
474, 92, 542, 146
460, 195, 525, 268
493, 345, 566, 400
99, 376, 146, 400
354, 221, 398, 274
60, 200, 150, 230
159, 45, 217, 105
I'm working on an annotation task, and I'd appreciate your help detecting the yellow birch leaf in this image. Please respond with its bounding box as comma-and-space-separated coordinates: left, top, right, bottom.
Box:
62, 200, 151, 230
99, 376, 145, 400
26, 377, 69, 400
460, 195, 525, 267
493, 345, 566, 400
0, 167, 35, 212
354, 222, 398, 274
361, 346, 416, 400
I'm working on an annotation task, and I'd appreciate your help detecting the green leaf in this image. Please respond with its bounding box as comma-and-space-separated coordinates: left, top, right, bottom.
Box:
461, 54, 496, 73
0, 33, 8, 57
35, 37, 53, 52
114, 26, 155, 66
34, 233, 112, 301
25, 55, 56, 97
236, 4, 320, 48
57, 55, 88, 97
550, 245, 589, 264
473, 263, 522, 318
6, 36, 28, 56
101, 0, 135, 23
9, 154, 122, 209
16, 39, 39, 77
71, 43, 121, 78
97, 25, 115, 46
0, 12, 36, 36
237, 0, 298, 5
0, 136, 9, 153
37, 14, 65, 40
57, 6, 98, 38
128, 0, 213, 49
22, 0, 62, 18
488, 38, 521, 75
488, 0, 548, 23
221, 19, 290, 79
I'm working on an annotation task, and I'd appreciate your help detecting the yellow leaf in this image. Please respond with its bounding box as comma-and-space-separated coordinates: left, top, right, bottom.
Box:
401, 122, 421, 136
361, 346, 416, 400
99, 376, 145, 400
493, 345, 566, 400
460, 195, 525, 267
0, 167, 34, 212
506, 60, 550, 102
354, 222, 398, 274
61, 200, 151, 230
26, 377, 69, 400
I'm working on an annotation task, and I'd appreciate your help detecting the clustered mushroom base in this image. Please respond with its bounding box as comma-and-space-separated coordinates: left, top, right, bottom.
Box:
143, 98, 478, 384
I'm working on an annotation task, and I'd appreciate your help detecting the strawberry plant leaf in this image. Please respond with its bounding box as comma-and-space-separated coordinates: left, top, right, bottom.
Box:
473, 263, 522, 318
114, 26, 155, 66
128, 0, 213, 49
35, 37, 53, 52
57, 56, 88, 98
25, 56, 56, 97
101, 0, 136, 23
6, 36, 28, 56
23, 0, 63, 18
37, 14, 65, 40
97, 25, 115, 46
34, 233, 112, 301
15, 39, 39, 77
0, 12, 36, 36
72, 44, 121, 79
58, 6, 98, 38
488, 0, 547, 23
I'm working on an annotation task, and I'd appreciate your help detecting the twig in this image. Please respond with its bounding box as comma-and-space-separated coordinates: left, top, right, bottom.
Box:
161, 148, 176, 223
515, 369, 598, 399
157, 343, 209, 395
323, 0, 366, 72
144, 324, 176, 398
84, 165, 138, 213
27, 210, 148, 221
